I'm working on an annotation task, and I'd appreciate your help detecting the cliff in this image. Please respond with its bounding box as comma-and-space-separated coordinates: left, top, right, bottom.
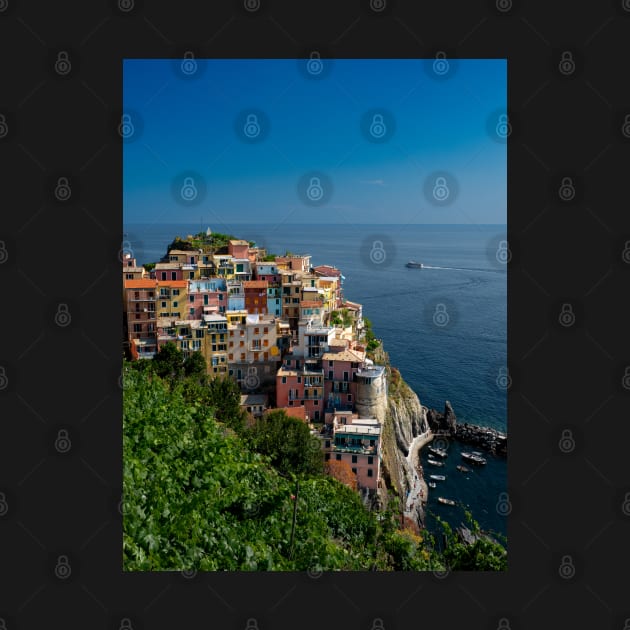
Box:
374, 362, 430, 527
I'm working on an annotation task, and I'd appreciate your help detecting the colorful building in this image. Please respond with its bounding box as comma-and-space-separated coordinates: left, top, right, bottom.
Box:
243, 280, 269, 315
187, 278, 227, 319
123, 279, 158, 359
322, 415, 382, 491
275, 362, 325, 422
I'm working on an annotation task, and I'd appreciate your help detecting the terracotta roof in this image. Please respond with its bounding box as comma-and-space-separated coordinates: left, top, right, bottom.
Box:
124, 279, 157, 288
321, 349, 365, 362
300, 301, 323, 307
157, 280, 188, 287
243, 280, 268, 288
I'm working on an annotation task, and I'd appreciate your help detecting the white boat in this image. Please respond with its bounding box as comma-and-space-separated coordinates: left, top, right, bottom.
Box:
429, 474, 446, 481
427, 446, 448, 458
437, 497, 456, 506
461, 451, 487, 465
427, 459, 444, 467
428, 482, 437, 488
406, 260, 423, 268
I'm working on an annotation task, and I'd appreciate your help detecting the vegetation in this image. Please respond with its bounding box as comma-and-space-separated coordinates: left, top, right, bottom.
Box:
363, 316, 380, 353
142, 262, 155, 272
166, 231, 238, 254
330, 308, 353, 328
123, 362, 507, 571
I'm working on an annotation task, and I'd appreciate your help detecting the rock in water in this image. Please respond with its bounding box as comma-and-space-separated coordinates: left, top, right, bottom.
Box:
444, 400, 457, 433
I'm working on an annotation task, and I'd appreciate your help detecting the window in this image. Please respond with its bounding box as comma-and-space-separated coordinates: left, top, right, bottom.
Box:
347, 394, 352, 402
195, 330, 204, 338
325, 440, 330, 448
161, 272, 167, 280
336, 454, 341, 461
328, 371, 333, 380
325, 453, 330, 461
314, 399, 318, 406
204, 295, 208, 305
367, 469, 373, 477
328, 361, 334, 367
126, 273, 134, 280
352, 468, 357, 474
171, 272, 176, 280
172, 289, 180, 296
297, 376, 301, 384
281, 376, 287, 384
133, 324, 142, 332
263, 327, 268, 334
173, 301, 178, 308
161, 302, 167, 308
368, 456, 373, 464
189, 295, 194, 303
189, 308, 195, 315
351, 455, 357, 463
189, 272, 194, 279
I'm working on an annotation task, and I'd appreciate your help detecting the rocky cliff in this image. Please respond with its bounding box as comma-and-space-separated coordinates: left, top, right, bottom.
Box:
376, 366, 430, 526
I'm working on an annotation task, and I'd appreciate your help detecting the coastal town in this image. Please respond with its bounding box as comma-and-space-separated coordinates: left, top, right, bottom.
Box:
122, 230, 389, 494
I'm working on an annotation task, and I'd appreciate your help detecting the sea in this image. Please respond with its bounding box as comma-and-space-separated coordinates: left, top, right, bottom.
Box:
124, 222, 507, 540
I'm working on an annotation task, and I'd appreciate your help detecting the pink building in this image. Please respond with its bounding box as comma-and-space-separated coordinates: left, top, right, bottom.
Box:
322, 348, 366, 414
322, 416, 382, 491
276, 363, 325, 423
187, 279, 227, 319
228, 239, 250, 259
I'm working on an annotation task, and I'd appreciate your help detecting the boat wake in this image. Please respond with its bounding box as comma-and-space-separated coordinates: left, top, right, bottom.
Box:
420, 265, 504, 274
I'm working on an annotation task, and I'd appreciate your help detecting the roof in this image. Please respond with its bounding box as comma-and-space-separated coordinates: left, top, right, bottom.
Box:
322, 349, 365, 362
335, 424, 381, 436
240, 394, 268, 406
168, 249, 199, 255
243, 280, 268, 288
124, 279, 157, 288
328, 338, 348, 347
229, 239, 250, 246
157, 280, 188, 288
154, 262, 182, 269
300, 300, 323, 308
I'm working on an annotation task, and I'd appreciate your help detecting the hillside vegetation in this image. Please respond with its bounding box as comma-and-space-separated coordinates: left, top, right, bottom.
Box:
122, 351, 507, 571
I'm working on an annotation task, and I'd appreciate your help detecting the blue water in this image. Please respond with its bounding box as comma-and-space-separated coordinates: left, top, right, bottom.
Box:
124, 222, 507, 538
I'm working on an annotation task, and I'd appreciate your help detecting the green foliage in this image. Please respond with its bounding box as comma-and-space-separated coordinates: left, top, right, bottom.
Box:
183, 351, 207, 379
122, 364, 507, 571
153, 342, 184, 379
262, 254, 277, 262
142, 262, 156, 272
205, 375, 247, 433
245, 410, 324, 477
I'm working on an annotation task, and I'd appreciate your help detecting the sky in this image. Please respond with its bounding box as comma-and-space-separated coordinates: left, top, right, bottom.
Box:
123, 58, 506, 225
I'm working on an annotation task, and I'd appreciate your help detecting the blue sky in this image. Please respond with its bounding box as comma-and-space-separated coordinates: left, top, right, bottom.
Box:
123, 58, 506, 225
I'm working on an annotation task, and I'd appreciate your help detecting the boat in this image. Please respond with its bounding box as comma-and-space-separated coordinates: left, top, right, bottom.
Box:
427, 446, 448, 458
428, 482, 437, 488
437, 497, 456, 506
456, 465, 471, 473
427, 458, 444, 467
429, 474, 446, 481
461, 451, 487, 465
406, 260, 423, 268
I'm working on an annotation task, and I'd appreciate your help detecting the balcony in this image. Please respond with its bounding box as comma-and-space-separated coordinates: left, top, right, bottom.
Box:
325, 402, 354, 412
129, 296, 157, 301
330, 443, 378, 456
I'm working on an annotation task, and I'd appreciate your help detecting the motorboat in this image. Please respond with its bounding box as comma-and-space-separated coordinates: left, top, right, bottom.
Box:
437, 497, 456, 506
429, 474, 446, 481
427, 458, 444, 467
427, 446, 448, 458
461, 451, 487, 465
428, 482, 437, 488
456, 465, 471, 473
406, 260, 423, 268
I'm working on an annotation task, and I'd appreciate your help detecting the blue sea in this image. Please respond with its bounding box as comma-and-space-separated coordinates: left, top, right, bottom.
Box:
124, 222, 507, 539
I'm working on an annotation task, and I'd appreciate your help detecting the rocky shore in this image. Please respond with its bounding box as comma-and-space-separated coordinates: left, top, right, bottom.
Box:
426, 400, 507, 455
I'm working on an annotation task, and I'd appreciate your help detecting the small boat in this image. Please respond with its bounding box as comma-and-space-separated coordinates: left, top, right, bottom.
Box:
427, 446, 448, 458
429, 474, 446, 481
461, 451, 487, 465
437, 497, 456, 506
406, 260, 423, 268
456, 465, 471, 473
428, 482, 437, 488
427, 458, 444, 467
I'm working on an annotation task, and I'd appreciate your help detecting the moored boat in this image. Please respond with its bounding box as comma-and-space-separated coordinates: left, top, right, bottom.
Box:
461, 451, 487, 465
428, 482, 437, 488
437, 497, 456, 506
427, 458, 444, 467
429, 474, 446, 481
456, 464, 471, 473
427, 446, 448, 458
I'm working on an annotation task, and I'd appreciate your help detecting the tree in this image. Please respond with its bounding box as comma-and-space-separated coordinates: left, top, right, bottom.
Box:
153, 342, 184, 379
325, 460, 357, 490
143, 262, 156, 272
246, 410, 323, 477
183, 351, 207, 379
206, 375, 247, 433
